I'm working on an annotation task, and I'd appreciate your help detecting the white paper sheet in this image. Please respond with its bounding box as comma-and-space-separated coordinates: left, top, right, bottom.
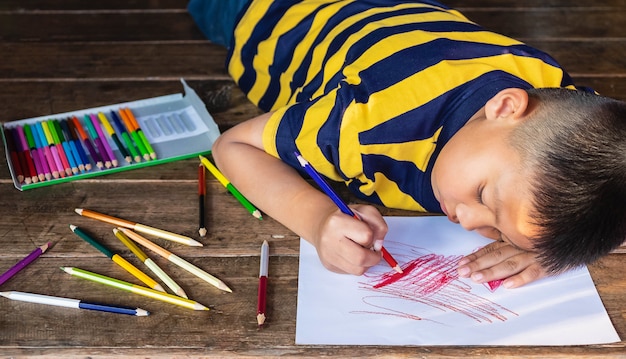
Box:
296, 216, 620, 346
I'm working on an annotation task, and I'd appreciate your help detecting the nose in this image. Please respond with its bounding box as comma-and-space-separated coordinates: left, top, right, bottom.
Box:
455, 203, 496, 233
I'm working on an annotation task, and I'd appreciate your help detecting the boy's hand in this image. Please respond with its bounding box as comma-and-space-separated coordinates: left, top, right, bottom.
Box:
456, 240, 547, 288
312, 204, 388, 275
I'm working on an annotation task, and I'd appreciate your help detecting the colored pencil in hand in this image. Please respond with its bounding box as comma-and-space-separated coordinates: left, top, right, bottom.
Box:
294, 152, 403, 274
198, 163, 207, 237
199, 155, 262, 220
257, 240, 269, 327
0, 291, 149, 316
74, 208, 202, 247
120, 228, 232, 293
69, 224, 165, 292
0, 243, 50, 286
61, 267, 209, 311
113, 228, 188, 298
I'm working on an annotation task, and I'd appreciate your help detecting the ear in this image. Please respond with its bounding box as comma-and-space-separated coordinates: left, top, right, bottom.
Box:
484, 88, 529, 121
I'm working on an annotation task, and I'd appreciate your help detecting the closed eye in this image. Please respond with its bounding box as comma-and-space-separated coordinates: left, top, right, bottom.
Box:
476, 185, 484, 204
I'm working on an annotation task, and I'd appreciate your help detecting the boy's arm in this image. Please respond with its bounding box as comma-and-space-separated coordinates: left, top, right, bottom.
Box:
457, 240, 548, 288
212, 112, 387, 275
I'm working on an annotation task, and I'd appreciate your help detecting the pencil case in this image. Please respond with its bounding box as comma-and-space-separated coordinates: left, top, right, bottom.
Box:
2, 79, 220, 191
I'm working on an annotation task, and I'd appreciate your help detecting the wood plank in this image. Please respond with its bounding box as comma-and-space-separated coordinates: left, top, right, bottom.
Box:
0, 8, 625, 43
2, 0, 625, 11
0, 0, 187, 11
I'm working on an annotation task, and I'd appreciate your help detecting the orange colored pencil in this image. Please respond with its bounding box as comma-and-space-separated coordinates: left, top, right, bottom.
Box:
74, 208, 202, 247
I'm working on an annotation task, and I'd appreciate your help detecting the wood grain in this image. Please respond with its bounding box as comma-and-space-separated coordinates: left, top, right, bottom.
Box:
0, 0, 624, 357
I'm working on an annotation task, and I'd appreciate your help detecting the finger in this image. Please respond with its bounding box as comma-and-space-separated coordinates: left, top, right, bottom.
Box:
466, 252, 538, 284
459, 240, 511, 265
337, 236, 382, 274
500, 263, 547, 289
352, 206, 388, 250
457, 242, 525, 277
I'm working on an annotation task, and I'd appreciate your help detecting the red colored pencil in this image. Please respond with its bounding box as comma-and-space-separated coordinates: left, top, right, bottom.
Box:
3, 127, 25, 184
257, 240, 269, 327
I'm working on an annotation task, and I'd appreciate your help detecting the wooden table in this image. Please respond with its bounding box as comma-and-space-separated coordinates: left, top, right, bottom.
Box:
0, 1, 624, 357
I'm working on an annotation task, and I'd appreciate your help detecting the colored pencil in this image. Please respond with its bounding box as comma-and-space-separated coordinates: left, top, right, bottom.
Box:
71, 115, 103, 169
61, 267, 209, 311
10, 127, 33, 184
33, 122, 61, 178
0, 291, 149, 316
199, 155, 262, 220
14, 126, 38, 183
113, 228, 188, 298
118, 109, 149, 161
74, 208, 202, 247
51, 119, 79, 175
198, 163, 207, 237
46, 119, 74, 176
0, 243, 50, 286
98, 112, 131, 164
89, 114, 117, 167
69, 224, 165, 292
3, 127, 25, 184
23, 124, 49, 181
123, 108, 156, 160
41, 120, 69, 177
83, 114, 112, 168
110, 110, 141, 163
120, 228, 232, 293
56, 119, 84, 173
63, 118, 92, 171
294, 152, 403, 274
257, 240, 269, 327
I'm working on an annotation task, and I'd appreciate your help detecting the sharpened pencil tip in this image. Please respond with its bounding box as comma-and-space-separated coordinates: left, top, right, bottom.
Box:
189, 238, 204, 247
257, 313, 266, 327
177, 288, 189, 299
393, 265, 403, 274
136, 308, 150, 316
199, 227, 207, 237
219, 282, 233, 293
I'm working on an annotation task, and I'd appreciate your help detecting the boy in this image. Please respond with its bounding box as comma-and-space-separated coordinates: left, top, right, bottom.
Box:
189, 0, 626, 288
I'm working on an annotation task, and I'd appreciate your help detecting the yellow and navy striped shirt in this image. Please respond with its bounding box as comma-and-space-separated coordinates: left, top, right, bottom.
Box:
227, 0, 582, 212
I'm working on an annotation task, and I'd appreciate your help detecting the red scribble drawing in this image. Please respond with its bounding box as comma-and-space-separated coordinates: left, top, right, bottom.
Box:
353, 241, 517, 325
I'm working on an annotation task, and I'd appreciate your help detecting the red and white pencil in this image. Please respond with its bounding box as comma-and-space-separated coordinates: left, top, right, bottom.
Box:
257, 240, 269, 327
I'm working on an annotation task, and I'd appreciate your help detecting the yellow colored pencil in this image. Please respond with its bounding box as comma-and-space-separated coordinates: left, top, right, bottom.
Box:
113, 228, 188, 298
120, 228, 232, 293
199, 155, 262, 220
69, 224, 165, 292
61, 267, 208, 311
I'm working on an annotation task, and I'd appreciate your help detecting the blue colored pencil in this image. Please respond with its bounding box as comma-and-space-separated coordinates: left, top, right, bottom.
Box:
294, 151, 403, 273
0, 291, 149, 316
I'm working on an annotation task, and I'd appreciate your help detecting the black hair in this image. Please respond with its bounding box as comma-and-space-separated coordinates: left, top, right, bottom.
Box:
510, 88, 626, 273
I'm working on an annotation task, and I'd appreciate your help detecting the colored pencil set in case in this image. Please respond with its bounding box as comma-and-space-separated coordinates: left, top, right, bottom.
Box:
2, 79, 220, 191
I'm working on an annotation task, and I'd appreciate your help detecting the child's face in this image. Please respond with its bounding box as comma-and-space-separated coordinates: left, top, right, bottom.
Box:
431, 115, 538, 252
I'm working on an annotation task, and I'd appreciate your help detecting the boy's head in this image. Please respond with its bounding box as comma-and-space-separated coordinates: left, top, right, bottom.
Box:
431, 87, 626, 274
511, 88, 626, 273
